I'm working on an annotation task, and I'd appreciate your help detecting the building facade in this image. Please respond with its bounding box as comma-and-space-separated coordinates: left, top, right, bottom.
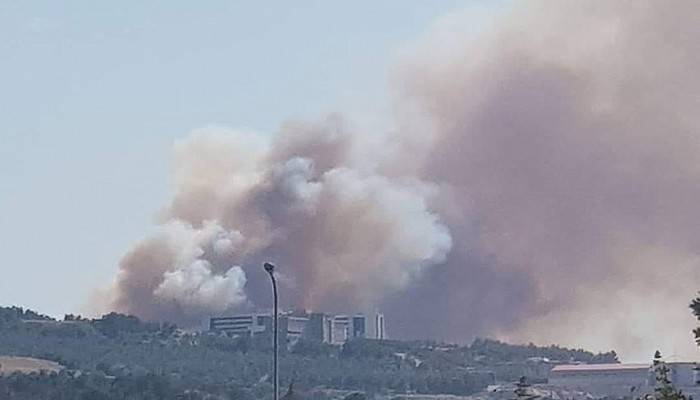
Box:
304, 312, 331, 342
209, 313, 288, 339
375, 313, 386, 340
208, 314, 266, 337
210, 311, 383, 345
352, 315, 366, 339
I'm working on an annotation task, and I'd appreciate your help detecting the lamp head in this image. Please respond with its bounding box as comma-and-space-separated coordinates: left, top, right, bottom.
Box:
263, 262, 275, 274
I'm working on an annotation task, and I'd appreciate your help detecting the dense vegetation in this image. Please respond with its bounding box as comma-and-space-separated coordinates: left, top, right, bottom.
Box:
0, 306, 52, 323
0, 371, 240, 400
468, 337, 618, 364
0, 306, 618, 399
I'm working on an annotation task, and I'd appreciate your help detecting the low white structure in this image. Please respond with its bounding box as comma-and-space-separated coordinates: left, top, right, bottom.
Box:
375, 313, 386, 340
550, 363, 649, 396
550, 362, 700, 397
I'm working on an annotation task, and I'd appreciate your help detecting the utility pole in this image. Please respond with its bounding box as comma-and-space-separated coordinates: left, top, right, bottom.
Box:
263, 262, 279, 400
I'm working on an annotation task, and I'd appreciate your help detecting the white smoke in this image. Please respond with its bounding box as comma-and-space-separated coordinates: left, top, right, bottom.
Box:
154, 261, 246, 314
113, 220, 248, 324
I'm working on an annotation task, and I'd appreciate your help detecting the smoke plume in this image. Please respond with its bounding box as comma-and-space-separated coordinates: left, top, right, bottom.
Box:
112, 1, 700, 360
113, 121, 452, 325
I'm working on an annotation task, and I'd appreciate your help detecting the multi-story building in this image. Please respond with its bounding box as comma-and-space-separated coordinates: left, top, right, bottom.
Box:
304, 312, 331, 342
375, 312, 386, 340
209, 314, 266, 337
210, 311, 384, 344
331, 315, 350, 344
286, 315, 309, 342
326, 314, 370, 344
209, 313, 286, 338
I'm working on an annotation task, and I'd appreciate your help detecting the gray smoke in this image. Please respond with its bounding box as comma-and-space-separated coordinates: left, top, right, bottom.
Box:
111, 1, 700, 360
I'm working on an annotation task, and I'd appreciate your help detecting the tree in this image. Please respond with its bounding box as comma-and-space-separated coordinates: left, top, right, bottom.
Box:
649, 351, 689, 400
690, 293, 700, 346
513, 376, 539, 400
91, 312, 158, 338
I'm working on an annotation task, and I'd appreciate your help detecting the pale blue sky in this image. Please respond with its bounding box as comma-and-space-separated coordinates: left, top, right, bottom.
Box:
0, 1, 506, 317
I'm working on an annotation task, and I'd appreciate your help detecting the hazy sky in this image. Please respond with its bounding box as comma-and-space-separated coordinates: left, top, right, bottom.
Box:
0, 1, 508, 317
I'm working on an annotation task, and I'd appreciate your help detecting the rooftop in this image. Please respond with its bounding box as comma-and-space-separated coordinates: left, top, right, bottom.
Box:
551, 363, 650, 372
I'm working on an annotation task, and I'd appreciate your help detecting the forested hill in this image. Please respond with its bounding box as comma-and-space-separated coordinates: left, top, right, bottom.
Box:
0, 306, 618, 400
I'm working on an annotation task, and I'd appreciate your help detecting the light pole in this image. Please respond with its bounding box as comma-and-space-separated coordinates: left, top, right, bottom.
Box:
263, 262, 279, 400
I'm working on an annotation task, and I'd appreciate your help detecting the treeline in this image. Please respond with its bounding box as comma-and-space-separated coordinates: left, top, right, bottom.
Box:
0, 307, 176, 339
468, 338, 619, 364
0, 306, 52, 323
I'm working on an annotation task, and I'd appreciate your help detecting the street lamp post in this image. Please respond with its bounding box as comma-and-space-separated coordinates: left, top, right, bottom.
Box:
263, 262, 279, 400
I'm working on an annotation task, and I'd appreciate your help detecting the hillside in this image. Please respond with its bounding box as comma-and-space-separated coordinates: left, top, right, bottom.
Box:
0, 306, 618, 400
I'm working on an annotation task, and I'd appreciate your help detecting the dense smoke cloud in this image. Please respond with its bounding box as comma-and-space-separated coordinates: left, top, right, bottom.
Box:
112, 1, 700, 359
113, 120, 452, 325
387, 0, 700, 360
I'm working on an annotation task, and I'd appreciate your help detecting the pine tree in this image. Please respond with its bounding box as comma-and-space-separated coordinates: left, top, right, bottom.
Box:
650, 351, 690, 400
690, 293, 700, 346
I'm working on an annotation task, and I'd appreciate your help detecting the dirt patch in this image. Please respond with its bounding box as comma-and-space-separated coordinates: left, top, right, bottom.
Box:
0, 356, 63, 375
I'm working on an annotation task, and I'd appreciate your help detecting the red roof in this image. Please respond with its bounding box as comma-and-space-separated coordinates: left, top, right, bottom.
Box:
551, 363, 650, 372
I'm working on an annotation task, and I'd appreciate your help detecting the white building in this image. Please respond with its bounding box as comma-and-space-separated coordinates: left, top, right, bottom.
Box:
286, 315, 309, 341
550, 362, 700, 397
327, 314, 368, 344
210, 311, 381, 344
330, 315, 350, 344
375, 313, 386, 340
208, 314, 267, 337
